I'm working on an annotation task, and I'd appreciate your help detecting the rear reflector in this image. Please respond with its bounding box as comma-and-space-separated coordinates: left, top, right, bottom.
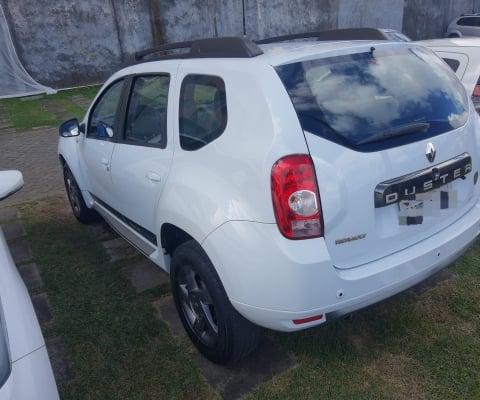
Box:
293, 314, 324, 325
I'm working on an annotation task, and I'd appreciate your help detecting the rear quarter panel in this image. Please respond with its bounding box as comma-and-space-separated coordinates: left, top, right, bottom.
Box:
155, 58, 309, 245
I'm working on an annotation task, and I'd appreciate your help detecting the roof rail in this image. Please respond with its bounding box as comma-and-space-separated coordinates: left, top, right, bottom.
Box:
255, 28, 391, 45
135, 36, 263, 61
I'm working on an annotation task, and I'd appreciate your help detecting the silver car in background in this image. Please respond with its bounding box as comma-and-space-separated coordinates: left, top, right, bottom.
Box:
446, 14, 480, 38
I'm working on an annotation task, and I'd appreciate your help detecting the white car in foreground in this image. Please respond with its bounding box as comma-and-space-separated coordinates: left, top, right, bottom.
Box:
418, 37, 480, 113
0, 171, 59, 400
59, 34, 480, 363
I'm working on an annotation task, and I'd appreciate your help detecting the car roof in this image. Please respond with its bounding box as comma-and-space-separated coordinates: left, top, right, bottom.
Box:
257, 40, 413, 66
133, 33, 413, 67
127, 39, 413, 74
418, 37, 480, 48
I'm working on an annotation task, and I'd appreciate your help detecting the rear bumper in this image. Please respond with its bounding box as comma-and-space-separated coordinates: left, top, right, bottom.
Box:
202, 202, 480, 331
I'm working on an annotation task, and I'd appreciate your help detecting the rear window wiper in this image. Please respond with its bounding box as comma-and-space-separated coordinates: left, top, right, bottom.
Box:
357, 122, 430, 145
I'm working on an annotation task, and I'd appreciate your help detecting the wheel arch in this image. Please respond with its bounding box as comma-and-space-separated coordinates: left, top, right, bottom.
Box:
161, 223, 195, 258
58, 134, 90, 186
447, 30, 462, 38
58, 140, 93, 208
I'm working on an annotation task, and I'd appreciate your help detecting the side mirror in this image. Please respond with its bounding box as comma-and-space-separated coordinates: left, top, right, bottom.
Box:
59, 119, 80, 137
96, 121, 114, 138
0, 170, 24, 201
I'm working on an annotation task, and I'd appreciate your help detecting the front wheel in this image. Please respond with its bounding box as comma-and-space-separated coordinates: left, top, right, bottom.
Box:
171, 240, 261, 364
63, 165, 101, 224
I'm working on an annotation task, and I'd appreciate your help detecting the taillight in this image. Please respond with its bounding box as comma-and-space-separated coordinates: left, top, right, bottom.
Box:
271, 154, 323, 239
473, 84, 480, 114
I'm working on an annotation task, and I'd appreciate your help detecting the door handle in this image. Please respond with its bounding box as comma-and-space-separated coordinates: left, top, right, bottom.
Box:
146, 171, 161, 182
100, 158, 110, 172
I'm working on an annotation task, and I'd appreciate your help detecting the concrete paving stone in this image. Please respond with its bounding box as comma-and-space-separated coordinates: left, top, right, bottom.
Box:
0, 121, 12, 129
46, 336, 75, 384
8, 239, 32, 264
31, 292, 53, 325
0, 127, 16, 134
17, 262, 43, 290
123, 259, 170, 292
102, 237, 141, 262
71, 94, 92, 109
1, 221, 26, 241
192, 338, 296, 400
41, 99, 67, 117
0, 127, 64, 208
411, 268, 455, 295
88, 221, 116, 240
154, 296, 296, 400
0, 207, 19, 222
153, 296, 184, 336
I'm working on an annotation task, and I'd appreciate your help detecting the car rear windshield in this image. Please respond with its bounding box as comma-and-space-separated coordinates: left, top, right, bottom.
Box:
276, 46, 468, 151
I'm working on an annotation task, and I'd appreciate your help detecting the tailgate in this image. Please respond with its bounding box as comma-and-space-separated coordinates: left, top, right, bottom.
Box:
275, 42, 480, 269
306, 124, 479, 269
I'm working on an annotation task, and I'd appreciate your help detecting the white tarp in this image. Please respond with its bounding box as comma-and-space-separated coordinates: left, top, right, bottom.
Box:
0, 4, 56, 99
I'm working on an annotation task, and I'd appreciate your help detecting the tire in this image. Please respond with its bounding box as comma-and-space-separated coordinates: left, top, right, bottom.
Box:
63, 165, 101, 224
448, 33, 460, 38
171, 240, 261, 364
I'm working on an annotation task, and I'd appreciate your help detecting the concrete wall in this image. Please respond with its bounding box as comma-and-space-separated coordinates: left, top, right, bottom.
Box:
2, 0, 480, 88
402, 0, 480, 39
1, 0, 154, 88
244, 0, 338, 40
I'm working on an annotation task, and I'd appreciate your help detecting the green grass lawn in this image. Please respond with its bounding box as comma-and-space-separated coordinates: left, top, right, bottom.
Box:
0, 86, 99, 130
16, 196, 480, 400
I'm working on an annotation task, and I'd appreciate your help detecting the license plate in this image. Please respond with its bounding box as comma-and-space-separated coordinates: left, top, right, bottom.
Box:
398, 190, 457, 225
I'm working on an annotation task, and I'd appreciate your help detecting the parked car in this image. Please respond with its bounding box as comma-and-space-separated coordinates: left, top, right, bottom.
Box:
256, 27, 411, 43
59, 34, 480, 363
0, 170, 59, 399
446, 13, 480, 38
418, 37, 480, 113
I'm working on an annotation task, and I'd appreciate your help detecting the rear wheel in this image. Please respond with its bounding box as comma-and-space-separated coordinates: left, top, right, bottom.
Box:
171, 240, 261, 364
63, 165, 100, 224
448, 33, 460, 38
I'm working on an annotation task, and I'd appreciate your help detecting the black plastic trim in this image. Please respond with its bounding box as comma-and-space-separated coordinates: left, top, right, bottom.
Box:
135, 36, 263, 61
92, 195, 158, 246
374, 153, 472, 208
255, 28, 391, 45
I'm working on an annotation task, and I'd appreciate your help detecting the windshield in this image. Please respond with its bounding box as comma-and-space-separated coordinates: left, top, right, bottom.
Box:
276, 46, 468, 151
0, 301, 11, 389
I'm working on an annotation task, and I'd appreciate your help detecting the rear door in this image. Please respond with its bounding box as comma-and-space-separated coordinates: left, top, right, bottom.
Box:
276, 43, 480, 269
109, 68, 176, 245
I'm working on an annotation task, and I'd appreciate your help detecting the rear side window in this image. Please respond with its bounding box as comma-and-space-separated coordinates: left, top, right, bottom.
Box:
276, 46, 468, 151
442, 58, 460, 72
457, 17, 480, 26
179, 74, 227, 151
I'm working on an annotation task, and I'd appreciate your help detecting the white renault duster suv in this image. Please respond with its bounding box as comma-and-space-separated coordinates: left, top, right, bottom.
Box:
58, 34, 480, 364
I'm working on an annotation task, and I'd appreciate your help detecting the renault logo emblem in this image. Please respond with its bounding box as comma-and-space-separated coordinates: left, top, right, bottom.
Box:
425, 142, 436, 163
